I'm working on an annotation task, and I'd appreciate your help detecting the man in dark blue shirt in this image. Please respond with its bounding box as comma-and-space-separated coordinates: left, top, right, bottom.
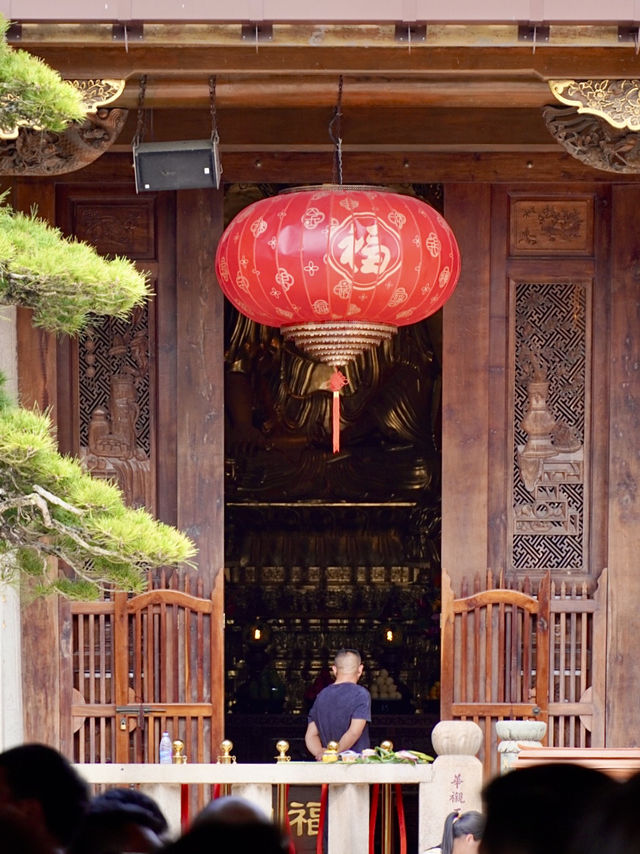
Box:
305, 649, 371, 760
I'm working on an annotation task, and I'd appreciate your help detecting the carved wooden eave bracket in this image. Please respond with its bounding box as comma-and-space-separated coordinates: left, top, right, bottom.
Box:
543, 104, 640, 174
549, 79, 640, 130
0, 78, 127, 175
545, 80, 640, 173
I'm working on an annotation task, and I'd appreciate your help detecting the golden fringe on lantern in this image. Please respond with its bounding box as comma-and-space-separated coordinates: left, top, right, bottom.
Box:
282, 321, 396, 365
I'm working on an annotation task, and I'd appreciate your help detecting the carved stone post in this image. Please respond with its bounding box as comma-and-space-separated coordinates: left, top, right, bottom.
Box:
419, 721, 484, 850
496, 720, 547, 774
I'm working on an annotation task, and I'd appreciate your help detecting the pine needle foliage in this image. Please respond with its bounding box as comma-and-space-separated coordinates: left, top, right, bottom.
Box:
0, 16, 87, 137
0, 199, 150, 334
0, 26, 196, 599
0, 380, 196, 598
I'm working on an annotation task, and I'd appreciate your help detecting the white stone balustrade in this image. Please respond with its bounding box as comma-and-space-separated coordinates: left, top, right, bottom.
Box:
76, 743, 483, 854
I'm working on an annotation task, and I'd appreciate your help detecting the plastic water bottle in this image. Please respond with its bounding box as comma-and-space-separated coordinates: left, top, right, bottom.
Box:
159, 731, 172, 764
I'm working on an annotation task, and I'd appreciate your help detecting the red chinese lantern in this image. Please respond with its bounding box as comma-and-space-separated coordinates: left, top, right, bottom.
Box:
215, 184, 461, 451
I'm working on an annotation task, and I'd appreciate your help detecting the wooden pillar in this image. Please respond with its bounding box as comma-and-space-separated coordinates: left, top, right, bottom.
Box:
0, 304, 23, 749
13, 178, 70, 750
175, 187, 225, 748
441, 184, 492, 593
606, 185, 640, 746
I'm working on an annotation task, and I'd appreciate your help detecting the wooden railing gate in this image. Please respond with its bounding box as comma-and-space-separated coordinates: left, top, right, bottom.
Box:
71, 586, 222, 772
441, 569, 607, 778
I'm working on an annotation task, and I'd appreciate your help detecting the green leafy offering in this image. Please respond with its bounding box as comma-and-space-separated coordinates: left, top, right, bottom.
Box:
351, 747, 434, 764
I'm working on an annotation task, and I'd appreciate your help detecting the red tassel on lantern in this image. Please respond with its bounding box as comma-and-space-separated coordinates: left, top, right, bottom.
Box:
328, 369, 348, 453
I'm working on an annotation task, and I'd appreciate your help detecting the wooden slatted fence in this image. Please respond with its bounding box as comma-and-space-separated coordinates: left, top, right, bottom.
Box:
71, 573, 223, 810
440, 569, 606, 778
547, 569, 606, 748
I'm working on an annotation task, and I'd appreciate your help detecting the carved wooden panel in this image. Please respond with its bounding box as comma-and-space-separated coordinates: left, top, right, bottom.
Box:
78, 304, 153, 511
70, 197, 156, 259
509, 198, 594, 256
55, 187, 161, 514
509, 279, 591, 572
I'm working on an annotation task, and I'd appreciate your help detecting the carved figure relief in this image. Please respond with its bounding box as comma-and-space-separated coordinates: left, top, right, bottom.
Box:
515, 366, 583, 537
72, 198, 155, 259
79, 306, 152, 510
511, 281, 589, 570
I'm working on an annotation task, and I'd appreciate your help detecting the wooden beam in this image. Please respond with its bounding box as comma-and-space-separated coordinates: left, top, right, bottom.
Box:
16, 42, 640, 80
118, 105, 555, 148
113, 76, 552, 110
53, 149, 640, 185
13, 179, 69, 752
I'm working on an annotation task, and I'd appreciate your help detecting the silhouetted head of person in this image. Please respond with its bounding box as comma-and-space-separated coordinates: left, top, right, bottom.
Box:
90, 788, 168, 839
568, 768, 640, 854
440, 810, 485, 854
193, 795, 270, 828
0, 743, 89, 851
0, 806, 52, 854
167, 796, 289, 854
163, 822, 289, 854
481, 763, 618, 854
480, 762, 618, 854
68, 807, 163, 854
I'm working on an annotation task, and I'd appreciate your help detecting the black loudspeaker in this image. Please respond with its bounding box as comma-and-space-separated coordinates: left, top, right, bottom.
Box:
133, 139, 221, 192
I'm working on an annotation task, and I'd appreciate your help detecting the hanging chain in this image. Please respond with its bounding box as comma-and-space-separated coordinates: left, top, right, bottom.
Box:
209, 75, 220, 144
132, 74, 147, 147
328, 75, 344, 185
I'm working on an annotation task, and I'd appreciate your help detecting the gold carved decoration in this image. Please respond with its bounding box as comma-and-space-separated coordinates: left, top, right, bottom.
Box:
0, 92, 30, 139
0, 79, 125, 173
549, 79, 640, 130
0, 108, 128, 175
68, 78, 126, 111
0, 79, 124, 140
544, 104, 640, 174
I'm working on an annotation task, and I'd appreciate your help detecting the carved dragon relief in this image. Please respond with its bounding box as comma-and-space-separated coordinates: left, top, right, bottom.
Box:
0, 79, 126, 175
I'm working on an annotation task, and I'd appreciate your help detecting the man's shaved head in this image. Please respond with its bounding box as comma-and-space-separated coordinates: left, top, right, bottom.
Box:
334, 649, 362, 674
